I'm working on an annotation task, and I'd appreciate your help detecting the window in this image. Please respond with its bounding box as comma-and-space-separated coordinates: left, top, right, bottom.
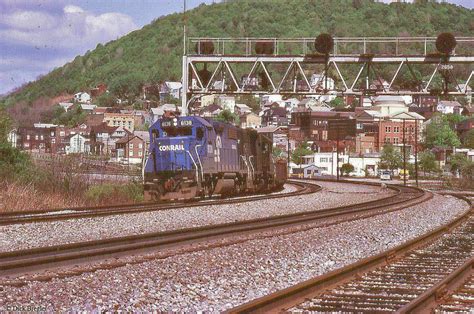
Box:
40, 135, 44, 140
24, 142, 30, 148
35, 135, 39, 140
51, 139, 56, 144
130, 151, 134, 157
129, 143, 134, 150
51, 132, 55, 137
26, 135, 30, 140
356, 123, 363, 130
384, 137, 391, 143
60, 131, 65, 136
393, 137, 399, 144
139, 143, 143, 149
138, 151, 142, 157
320, 158, 328, 163
393, 126, 399, 133
385, 126, 391, 133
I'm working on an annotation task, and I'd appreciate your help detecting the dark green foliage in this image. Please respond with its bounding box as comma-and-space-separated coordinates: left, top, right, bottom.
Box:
1, 0, 472, 108
329, 97, 345, 109
449, 153, 468, 173
379, 144, 402, 170
214, 109, 239, 124
52, 106, 87, 127
424, 114, 461, 148
291, 142, 312, 165
419, 150, 438, 172
341, 163, 355, 175
463, 129, 474, 149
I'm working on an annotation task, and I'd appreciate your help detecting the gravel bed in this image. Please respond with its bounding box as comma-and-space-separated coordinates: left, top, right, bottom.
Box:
0, 181, 392, 252
0, 194, 468, 312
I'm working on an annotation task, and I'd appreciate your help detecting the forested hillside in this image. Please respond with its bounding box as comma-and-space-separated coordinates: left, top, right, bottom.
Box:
2, 0, 473, 108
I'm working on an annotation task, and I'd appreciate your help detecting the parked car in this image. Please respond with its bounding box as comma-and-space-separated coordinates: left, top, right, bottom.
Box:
380, 170, 392, 181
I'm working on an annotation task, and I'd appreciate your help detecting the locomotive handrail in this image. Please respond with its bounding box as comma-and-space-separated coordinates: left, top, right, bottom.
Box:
194, 144, 204, 183
241, 155, 251, 179
186, 150, 201, 189
249, 156, 255, 181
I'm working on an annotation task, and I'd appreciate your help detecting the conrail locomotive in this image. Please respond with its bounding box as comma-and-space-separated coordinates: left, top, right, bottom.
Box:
143, 116, 287, 201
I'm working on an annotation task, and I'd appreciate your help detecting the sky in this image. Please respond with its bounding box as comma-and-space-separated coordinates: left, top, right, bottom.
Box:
0, 0, 472, 96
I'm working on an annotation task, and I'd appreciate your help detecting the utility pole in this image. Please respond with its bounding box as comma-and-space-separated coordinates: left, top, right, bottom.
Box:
402, 119, 406, 186
414, 118, 419, 187
336, 127, 340, 181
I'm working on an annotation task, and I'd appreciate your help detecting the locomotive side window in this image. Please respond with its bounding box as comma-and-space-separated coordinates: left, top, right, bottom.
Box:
196, 127, 204, 140
152, 129, 159, 138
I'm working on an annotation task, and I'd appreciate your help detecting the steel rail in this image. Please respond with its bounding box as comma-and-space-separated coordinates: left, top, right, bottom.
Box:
0, 183, 428, 278
229, 193, 472, 313
0, 180, 318, 225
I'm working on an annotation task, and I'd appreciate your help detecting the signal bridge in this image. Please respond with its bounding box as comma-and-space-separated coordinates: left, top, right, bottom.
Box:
181, 36, 474, 115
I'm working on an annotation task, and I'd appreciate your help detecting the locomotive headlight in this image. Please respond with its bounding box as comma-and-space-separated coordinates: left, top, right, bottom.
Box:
173, 118, 178, 126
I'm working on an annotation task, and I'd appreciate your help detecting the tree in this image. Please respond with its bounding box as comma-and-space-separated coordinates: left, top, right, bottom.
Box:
419, 150, 437, 173
463, 129, 474, 149
272, 146, 285, 159
214, 109, 239, 124
341, 163, 355, 176
329, 97, 345, 109
291, 142, 312, 165
96, 93, 116, 107
448, 153, 468, 174
379, 144, 402, 170
424, 114, 461, 148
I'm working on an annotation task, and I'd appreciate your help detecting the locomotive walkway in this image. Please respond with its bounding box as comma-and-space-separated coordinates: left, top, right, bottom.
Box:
0, 182, 429, 281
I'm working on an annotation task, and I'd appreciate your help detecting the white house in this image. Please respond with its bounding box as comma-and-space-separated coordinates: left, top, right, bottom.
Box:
235, 103, 252, 115
7, 129, 18, 148
310, 74, 335, 90
283, 98, 300, 111
347, 154, 381, 177
436, 100, 462, 115
302, 152, 349, 176
161, 81, 182, 99
80, 104, 97, 114
217, 96, 236, 112
261, 94, 282, 105
74, 92, 91, 103
66, 134, 90, 154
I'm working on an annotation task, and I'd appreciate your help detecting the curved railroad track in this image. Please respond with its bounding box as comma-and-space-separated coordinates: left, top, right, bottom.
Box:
230, 193, 473, 313
0, 182, 430, 279
0, 180, 320, 225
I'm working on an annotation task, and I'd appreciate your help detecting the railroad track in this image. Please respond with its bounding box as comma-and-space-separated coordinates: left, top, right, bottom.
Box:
230, 193, 473, 313
0, 183, 429, 279
0, 180, 319, 225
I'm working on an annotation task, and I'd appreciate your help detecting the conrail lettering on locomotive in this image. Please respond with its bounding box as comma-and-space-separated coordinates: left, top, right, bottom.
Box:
158, 144, 185, 151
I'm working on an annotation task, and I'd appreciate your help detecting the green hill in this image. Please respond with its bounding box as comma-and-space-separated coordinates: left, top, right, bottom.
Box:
2, 0, 473, 108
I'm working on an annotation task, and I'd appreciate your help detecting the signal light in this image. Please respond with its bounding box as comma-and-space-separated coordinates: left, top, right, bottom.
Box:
195, 41, 215, 55
314, 33, 334, 55
436, 33, 456, 55
255, 41, 274, 55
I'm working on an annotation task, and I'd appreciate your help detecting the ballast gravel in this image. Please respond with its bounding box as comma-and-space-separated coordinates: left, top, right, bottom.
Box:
0, 181, 393, 252
0, 194, 468, 312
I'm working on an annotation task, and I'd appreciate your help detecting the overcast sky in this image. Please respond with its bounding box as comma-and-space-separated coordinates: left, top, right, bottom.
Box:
0, 0, 472, 95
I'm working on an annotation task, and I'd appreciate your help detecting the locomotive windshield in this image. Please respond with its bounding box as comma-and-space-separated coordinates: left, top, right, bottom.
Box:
161, 126, 193, 137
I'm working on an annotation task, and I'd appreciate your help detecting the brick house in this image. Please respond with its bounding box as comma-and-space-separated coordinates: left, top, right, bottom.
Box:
115, 134, 147, 164
261, 106, 288, 126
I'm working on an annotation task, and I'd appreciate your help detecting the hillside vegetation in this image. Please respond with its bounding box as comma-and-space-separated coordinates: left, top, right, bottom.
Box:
1, 0, 473, 109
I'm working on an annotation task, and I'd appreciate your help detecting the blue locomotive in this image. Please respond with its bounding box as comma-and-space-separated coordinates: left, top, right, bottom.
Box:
143, 116, 287, 201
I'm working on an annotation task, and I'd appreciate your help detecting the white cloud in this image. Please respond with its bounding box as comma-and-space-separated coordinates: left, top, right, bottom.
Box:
0, 4, 138, 94
0, 5, 137, 49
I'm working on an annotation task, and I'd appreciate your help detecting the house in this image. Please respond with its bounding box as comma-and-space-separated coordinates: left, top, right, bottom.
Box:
200, 104, 222, 118
90, 83, 107, 97
160, 81, 182, 100
150, 104, 179, 123
282, 98, 300, 111
310, 74, 335, 90
456, 118, 474, 142
347, 154, 381, 177
261, 107, 288, 126
234, 103, 252, 115
302, 152, 348, 176
59, 102, 74, 112
302, 164, 324, 178
200, 95, 216, 107
240, 112, 261, 129
17, 126, 57, 152
103, 112, 135, 132
80, 104, 97, 114
66, 133, 90, 154
436, 100, 462, 115
74, 92, 91, 103
461, 106, 474, 117
7, 129, 18, 148
217, 96, 236, 112
89, 123, 118, 155
261, 94, 282, 105
115, 134, 148, 164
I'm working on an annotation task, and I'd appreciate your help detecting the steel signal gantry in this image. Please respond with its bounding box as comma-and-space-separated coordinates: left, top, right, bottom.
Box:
181, 36, 474, 115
